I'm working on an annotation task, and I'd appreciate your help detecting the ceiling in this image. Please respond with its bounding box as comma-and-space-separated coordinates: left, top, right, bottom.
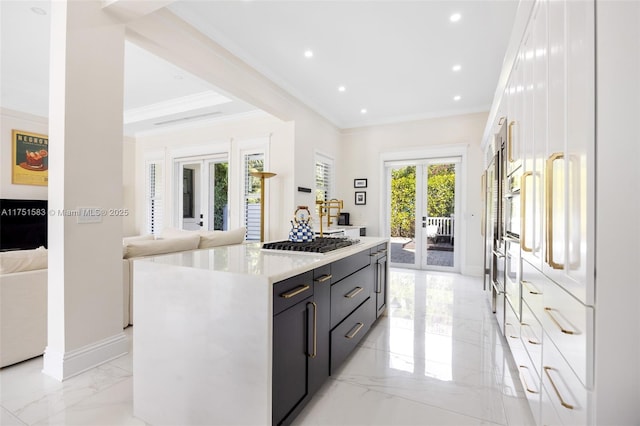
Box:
1, 0, 519, 135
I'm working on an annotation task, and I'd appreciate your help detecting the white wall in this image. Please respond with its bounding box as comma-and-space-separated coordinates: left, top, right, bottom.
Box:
293, 113, 341, 209
339, 111, 488, 275
134, 112, 297, 240
1, 109, 137, 236
122, 136, 136, 236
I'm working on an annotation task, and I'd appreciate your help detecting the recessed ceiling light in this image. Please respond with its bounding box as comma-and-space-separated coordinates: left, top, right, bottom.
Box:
452, 64, 462, 72
304, 50, 313, 58
338, 86, 346, 92
453, 95, 461, 101
30, 7, 46, 15
360, 109, 367, 114
450, 13, 461, 22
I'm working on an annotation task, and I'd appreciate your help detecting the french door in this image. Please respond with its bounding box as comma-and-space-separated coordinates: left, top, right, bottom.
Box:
175, 156, 228, 231
387, 158, 460, 271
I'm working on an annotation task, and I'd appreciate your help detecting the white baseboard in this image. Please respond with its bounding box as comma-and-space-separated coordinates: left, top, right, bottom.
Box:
42, 332, 128, 381
462, 265, 484, 277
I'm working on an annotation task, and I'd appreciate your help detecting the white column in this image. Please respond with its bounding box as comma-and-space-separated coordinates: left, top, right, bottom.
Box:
44, 0, 127, 381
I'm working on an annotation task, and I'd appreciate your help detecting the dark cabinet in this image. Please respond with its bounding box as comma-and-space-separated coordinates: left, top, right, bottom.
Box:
272, 294, 314, 425
272, 266, 331, 425
272, 247, 382, 425
372, 244, 388, 318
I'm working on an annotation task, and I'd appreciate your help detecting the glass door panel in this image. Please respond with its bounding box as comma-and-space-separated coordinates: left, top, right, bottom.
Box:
389, 165, 417, 267
388, 159, 459, 271
175, 156, 228, 231
423, 163, 457, 269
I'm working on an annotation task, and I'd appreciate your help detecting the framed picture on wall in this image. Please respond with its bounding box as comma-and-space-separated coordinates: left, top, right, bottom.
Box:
355, 191, 366, 205
354, 178, 367, 188
12, 129, 49, 186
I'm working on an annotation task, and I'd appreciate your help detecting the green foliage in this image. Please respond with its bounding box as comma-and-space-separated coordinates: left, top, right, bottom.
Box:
389, 164, 455, 238
214, 162, 228, 230
390, 166, 416, 237
427, 164, 455, 218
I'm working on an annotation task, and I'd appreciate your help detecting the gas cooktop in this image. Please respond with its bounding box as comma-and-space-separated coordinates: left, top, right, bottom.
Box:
262, 237, 360, 254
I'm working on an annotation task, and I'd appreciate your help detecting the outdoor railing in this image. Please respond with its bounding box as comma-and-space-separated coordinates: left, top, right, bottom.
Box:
426, 216, 454, 241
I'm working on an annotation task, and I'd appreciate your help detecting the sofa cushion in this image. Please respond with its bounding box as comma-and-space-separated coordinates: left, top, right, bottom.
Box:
0, 247, 48, 274
123, 234, 155, 244
198, 227, 246, 249
123, 234, 200, 259
123, 235, 155, 257
160, 227, 199, 239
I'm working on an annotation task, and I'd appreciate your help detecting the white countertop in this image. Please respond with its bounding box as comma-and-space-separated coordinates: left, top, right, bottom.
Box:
136, 236, 387, 283
132, 235, 388, 425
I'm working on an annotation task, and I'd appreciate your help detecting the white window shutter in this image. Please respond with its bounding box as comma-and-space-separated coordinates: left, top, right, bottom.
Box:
146, 161, 163, 235
315, 154, 334, 202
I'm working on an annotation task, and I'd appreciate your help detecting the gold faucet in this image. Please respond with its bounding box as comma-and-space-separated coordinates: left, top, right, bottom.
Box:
315, 199, 343, 237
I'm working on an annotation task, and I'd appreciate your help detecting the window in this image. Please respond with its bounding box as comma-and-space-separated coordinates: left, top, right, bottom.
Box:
244, 152, 264, 241
315, 153, 334, 202
182, 168, 194, 218
146, 161, 163, 235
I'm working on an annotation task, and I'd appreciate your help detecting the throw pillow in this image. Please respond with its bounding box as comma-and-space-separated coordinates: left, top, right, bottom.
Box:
198, 226, 247, 249
123, 234, 200, 259
0, 246, 48, 274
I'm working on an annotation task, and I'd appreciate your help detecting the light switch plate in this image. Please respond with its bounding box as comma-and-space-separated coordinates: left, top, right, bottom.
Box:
77, 207, 102, 224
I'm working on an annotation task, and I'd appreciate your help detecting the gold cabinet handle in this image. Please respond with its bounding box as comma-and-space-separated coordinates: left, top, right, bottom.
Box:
545, 152, 564, 269
508, 121, 517, 163
314, 274, 332, 283
521, 171, 533, 252
518, 365, 539, 394
544, 366, 574, 410
344, 286, 364, 299
521, 323, 541, 345
521, 280, 542, 295
544, 307, 576, 335
308, 301, 317, 358
505, 322, 518, 339
345, 322, 364, 339
370, 249, 388, 257
280, 284, 310, 299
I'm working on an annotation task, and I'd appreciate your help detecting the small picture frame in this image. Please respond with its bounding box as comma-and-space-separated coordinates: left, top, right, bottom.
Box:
355, 191, 366, 205
354, 178, 368, 188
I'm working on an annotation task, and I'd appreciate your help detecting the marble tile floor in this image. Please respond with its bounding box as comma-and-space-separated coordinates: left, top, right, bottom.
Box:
0, 268, 534, 426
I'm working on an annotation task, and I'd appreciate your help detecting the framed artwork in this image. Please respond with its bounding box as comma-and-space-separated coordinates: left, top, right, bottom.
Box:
355, 191, 366, 205
12, 129, 48, 186
354, 178, 368, 188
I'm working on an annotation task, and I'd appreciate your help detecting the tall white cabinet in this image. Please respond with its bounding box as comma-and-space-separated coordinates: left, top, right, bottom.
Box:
482, 1, 640, 424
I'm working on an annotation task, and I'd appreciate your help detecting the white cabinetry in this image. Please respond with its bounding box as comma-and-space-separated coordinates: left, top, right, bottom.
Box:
485, 0, 601, 424
543, 0, 594, 306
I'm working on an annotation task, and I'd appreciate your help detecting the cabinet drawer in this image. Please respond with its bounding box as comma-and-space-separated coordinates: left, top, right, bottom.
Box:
520, 299, 543, 378
371, 243, 388, 259
330, 297, 374, 374
331, 250, 371, 283
540, 279, 594, 388
542, 333, 589, 425
521, 258, 544, 314
505, 297, 520, 342
510, 334, 542, 426
273, 271, 314, 316
330, 266, 373, 328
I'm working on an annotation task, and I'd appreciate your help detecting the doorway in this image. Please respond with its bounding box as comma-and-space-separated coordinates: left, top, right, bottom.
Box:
387, 158, 460, 271
175, 156, 229, 231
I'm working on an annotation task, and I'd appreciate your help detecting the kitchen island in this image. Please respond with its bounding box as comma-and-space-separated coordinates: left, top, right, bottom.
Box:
132, 237, 388, 426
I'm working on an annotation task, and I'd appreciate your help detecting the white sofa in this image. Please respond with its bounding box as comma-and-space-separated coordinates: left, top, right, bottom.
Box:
0, 227, 246, 368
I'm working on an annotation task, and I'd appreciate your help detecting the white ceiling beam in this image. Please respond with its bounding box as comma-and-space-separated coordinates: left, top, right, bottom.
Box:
102, 0, 176, 22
